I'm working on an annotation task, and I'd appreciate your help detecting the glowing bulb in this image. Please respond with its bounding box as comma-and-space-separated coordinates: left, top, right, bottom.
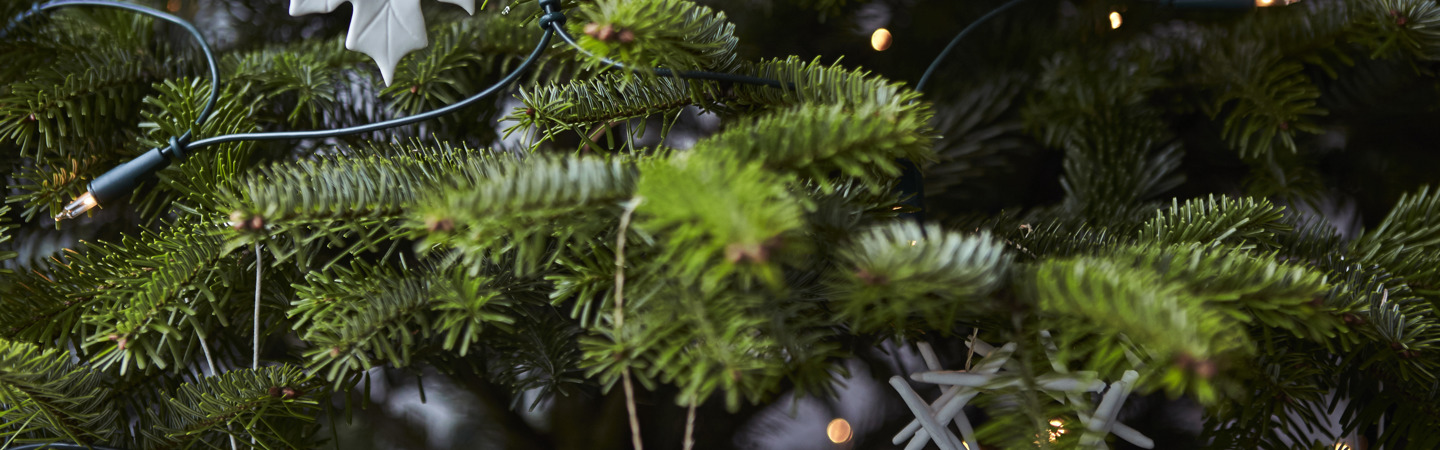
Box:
871, 28, 893, 51
1108, 12, 1122, 29
909, 240, 918, 246
1047, 418, 1067, 442
166, 0, 181, 12
826, 418, 853, 443
54, 192, 97, 221
1334, 443, 1353, 450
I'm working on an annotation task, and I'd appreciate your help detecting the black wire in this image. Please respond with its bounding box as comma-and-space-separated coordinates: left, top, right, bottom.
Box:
186, 28, 555, 151
8, 444, 122, 450
7, 0, 221, 129
915, 0, 1036, 94
550, 25, 788, 89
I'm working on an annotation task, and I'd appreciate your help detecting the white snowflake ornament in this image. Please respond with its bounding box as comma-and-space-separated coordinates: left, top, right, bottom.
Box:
892, 338, 1154, 450
289, 0, 476, 86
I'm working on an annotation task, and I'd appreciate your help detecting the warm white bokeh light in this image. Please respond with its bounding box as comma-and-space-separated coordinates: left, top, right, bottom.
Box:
1109, 11, 1122, 29
871, 28, 893, 51
826, 418, 853, 443
1048, 418, 1068, 442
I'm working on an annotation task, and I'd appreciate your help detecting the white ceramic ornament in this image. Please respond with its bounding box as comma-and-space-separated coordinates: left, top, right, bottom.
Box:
289, 0, 475, 86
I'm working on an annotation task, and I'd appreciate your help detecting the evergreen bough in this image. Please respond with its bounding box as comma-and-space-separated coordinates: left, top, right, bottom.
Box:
1, 0, 1439, 448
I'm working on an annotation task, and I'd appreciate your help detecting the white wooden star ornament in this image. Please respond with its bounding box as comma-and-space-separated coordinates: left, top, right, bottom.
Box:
891, 337, 1154, 450
289, 0, 476, 86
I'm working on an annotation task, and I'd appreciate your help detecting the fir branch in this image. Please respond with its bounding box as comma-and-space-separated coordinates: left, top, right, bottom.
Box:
1198, 43, 1327, 158
0, 339, 120, 447
1348, 185, 1440, 290
1140, 195, 1290, 250
1352, 0, 1440, 61
82, 225, 241, 375
145, 365, 321, 450
1058, 115, 1184, 223
223, 141, 494, 267
735, 56, 925, 111
298, 265, 436, 384
417, 154, 637, 274
0, 44, 161, 159
506, 73, 698, 134
831, 222, 1012, 335
635, 152, 803, 288
297, 263, 517, 385
568, 0, 740, 73
1112, 244, 1336, 341
480, 308, 584, 409
1028, 257, 1243, 402
691, 101, 937, 192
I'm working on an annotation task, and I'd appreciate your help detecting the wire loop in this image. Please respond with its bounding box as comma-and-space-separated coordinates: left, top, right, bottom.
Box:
166, 135, 188, 160
538, 11, 567, 30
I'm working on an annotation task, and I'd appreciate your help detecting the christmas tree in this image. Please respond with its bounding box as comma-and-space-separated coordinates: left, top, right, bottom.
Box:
2, 0, 1440, 448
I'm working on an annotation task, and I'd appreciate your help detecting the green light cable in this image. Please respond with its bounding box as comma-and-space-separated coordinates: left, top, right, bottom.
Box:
550, 25, 789, 89
4, 0, 222, 148
916, 0, 1038, 94
43, 0, 558, 220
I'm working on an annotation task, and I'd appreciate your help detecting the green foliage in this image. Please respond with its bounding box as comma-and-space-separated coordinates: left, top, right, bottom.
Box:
417, 154, 637, 274
222, 141, 493, 267
1353, 0, 1440, 61
636, 151, 803, 288
1348, 185, 1440, 290
1029, 256, 1237, 402
831, 222, 1011, 335
568, 0, 739, 73
296, 263, 513, 385
691, 101, 936, 192
507, 73, 697, 141
82, 224, 246, 375
145, 365, 321, 449
1197, 43, 1327, 159
1140, 195, 1289, 250
735, 57, 925, 111
0, 339, 119, 447
8, 0, 1440, 447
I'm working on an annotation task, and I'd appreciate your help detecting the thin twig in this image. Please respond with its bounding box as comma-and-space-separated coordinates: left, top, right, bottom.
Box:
252, 242, 262, 448
683, 402, 697, 450
254, 242, 262, 370
616, 198, 644, 450
199, 333, 238, 450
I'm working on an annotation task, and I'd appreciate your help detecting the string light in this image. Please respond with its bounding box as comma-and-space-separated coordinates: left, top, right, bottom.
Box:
871, 28, 893, 51
54, 192, 96, 221
826, 418, 853, 443
1047, 418, 1068, 442
1333, 443, 1353, 450
1109, 11, 1122, 29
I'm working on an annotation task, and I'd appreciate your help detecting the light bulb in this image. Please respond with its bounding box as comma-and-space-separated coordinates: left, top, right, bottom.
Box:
826, 418, 853, 443
1048, 418, 1067, 442
1109, 11, 1122, 29
871, 28, 893, 51
54, 192, 97, 221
